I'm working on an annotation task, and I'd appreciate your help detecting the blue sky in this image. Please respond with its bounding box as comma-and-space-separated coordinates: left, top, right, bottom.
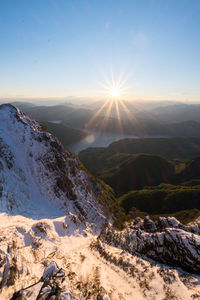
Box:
0, 0, 200, 102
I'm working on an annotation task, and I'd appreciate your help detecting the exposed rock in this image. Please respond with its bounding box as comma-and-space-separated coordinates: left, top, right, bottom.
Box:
9, 261, 112, 300
10, 262, 73, 300
100, 216, 200, 274
0, 213, 199, 300
0, 104, 108, 227
157, 217, 200, 235
143, 216, 156, 232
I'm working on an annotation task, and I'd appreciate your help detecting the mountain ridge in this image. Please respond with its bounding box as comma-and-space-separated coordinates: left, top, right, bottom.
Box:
0, 104, 107, 227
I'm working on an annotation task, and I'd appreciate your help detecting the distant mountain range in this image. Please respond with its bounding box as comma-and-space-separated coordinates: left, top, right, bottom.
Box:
10, 102, 200, 144
151, 103, 200, 122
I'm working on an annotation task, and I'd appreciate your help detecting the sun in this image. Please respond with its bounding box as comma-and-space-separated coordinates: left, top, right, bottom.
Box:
96, 69, 132, 104
86, 70, 133, 132
111, 88, 120, 98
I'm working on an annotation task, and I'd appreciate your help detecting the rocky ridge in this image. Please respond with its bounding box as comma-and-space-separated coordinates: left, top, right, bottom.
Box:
99, 216, 200, 274
11, 261, 110, 300
0, 213, 199, 300
0, 104, 107, 227
10, 262, 73, 300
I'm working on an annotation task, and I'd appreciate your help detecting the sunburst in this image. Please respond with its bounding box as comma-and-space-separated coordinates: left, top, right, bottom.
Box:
99, 71, 130, 101
85, 70, 134, 135
111, 88, 120, 99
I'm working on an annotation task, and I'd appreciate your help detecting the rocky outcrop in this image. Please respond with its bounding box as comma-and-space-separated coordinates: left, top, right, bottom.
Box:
141, 216, 200, 235
100, 216, 200, 274
0, 212, 199, 299
10, 261, 111, 300
10, 262, 73, 300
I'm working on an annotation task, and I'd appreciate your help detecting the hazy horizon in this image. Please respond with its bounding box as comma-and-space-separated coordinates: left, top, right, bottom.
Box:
0, 96, 200, 107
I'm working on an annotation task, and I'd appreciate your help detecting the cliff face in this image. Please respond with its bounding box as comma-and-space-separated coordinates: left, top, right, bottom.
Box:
0, 104, 106, 226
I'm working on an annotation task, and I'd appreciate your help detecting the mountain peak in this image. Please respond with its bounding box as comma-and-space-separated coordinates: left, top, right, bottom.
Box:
0, 103, 27, 123
0, 103, 20, 113
0, 102, 41, 131
0, 105, 107, 227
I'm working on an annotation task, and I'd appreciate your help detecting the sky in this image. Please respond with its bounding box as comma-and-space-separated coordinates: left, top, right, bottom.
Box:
0, 0, 200, 103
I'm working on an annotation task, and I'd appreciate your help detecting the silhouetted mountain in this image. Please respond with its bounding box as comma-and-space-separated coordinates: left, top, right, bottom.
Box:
11, 102, 93, 127
79, 137, 200, 165
178, 156, 200, 182
103, 154, 175, 196
79, 138, 200, 197
43, 121, 87, 147
79, 149, 176, 196
12, 102, 200, 141
151, 103, 200, 122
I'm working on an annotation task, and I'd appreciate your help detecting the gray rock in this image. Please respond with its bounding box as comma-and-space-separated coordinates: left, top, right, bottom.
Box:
100, 217, 200, 274
10, 262, 73, 300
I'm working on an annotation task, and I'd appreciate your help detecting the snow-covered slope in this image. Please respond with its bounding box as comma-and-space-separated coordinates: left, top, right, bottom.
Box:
1, 213, 200, 300
0, 104, 106, 226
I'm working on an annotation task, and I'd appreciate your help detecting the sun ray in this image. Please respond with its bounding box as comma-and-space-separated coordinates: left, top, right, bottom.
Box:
116, 71, 124, 88
115, 99, 123, 133
97, 80, 111, 91
117, 70, 133, 90
101, 99, 114, 129
85, 98, 110, 129
111, 69, 115, 87
118, 99, 145, 136
86, 70, 133, 134
118, 99, 133, 120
